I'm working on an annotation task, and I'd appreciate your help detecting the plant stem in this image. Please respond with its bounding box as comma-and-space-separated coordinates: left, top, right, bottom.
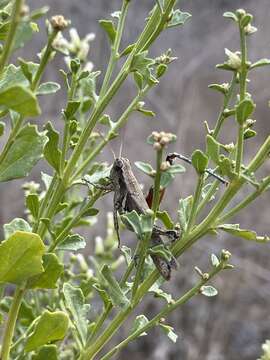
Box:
197, 179, 219, 214
0, 0, 22, 73
100, 261, 226, 360
235, 26, 247, 175
99, 0, 130, 99
185, 174, 204, 233
1, 286, 25, 360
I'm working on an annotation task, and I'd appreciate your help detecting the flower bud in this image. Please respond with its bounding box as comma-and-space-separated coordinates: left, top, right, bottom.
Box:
50, 15, 69, 32
225, 48, 241, 70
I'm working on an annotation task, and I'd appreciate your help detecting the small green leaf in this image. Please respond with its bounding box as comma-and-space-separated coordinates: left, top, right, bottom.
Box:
26, 193, 39, 219
130, 315, 149, 336
178, 196, 192, 232
236, 98, 255, 125
244, 128, 256, 140
191, 149, 208, 174
81, 207, 99, 217
93, 283, 111, 307
121, 210, 153, 239
30, 6, 50, 20
240, 14, 253, 28
32, 345, 58, 360
159, 323, 178, 343
131, 51, 154, 72
27, 253, 64, 289
57, 234, 86, 251
200, 285, 218, 297
121, 245, 132, 266
135, 161, 154, 176
218, 155, 235, 180
148, 244, 172, 262
25, 310, 69, 352
250, 58, 270, 69
134, 71, 144, 90
156, 211, 174, 229
99, 19, 116, 44
0, 124, 47, 182
167, 9, 191, 28
3, 218, 31, 239
223, 11, 238, 22
101, 265, 130, 307
149, 282, 173, 303
65, 101, 80, 119
0, 231, 45, 284
211, 253, 220, 267
156, 64, 168, 78
218, 224, 270, 243
120, 43, 135, 57
206, 135, 220, 164
37, 82, 61, 95
63, 283, 90, 345
43, 122, 61, 173
0, 85, 40, 116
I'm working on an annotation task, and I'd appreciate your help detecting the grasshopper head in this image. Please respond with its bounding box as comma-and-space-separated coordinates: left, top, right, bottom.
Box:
110, 158, 131, 180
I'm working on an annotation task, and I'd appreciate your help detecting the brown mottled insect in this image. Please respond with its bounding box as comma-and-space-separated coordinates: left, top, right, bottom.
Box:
88, 157, 179, 280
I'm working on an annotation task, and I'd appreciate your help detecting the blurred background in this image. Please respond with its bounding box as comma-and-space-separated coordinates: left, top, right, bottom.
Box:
1, 0, 270, 359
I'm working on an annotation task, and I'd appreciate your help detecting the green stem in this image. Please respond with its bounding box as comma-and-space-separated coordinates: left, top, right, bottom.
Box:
197, 179, 219, 214
235, 27, 247, 175
48, 190, 102, 252
100, 261, 226, 360
185, 174, 204, 233
1, 287, 25, 360
152, 149, 163, 216
0, 0, 22, 73
30, 29, 58, 91
99, 0, 130, 99
212, 74, 236, 139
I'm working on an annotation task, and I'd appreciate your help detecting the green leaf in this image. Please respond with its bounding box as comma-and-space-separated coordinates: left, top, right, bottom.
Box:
206, 135, 220, 164
121, 210, 153, 239
223, 11, 238, 22
27, 253, 64, 289
178, 196, 192, 232
92, 283, 111, 307
0, 123, 47, 182
149, 282, 173, 303
0, 84, 40, 116
57, 234, 86, 251
133, 71, 144, 90
25, 310, 69, 352
99, 19, 116, 44
148, 244, 172, 262
13, 21, 38, 50
156, 63, 168, 78
120, 43, 135, 57
121, 245, 132, 266
43, 122, 61, 173
130, 315, 149, 336
30, 6, 50, 20
131, 51, 154, 72
167, 9, 191, 28
26, 193, 39, 219
159, 323, 178, 343
218, 155, 236, 180
211, 253, 220, 267
63, 283, 90, 345
65, 101, 80, 119
81, 207, 99, 217
37, 82, 61, 95
218, 224, 270, 243
236, 98, 255, 125
191, 149, 208, 174
240, 14, 253, 27
135, 161, 154, 176
250, 58, 270, 69
0, 231, 45, 284
156, 211, 174, 229
101, 265, 130, 307
0, 63, 37, 90
32, 345, 58, 360
3, 218, 31, 238
200, 285, 218, 297
244, 128, 256, 139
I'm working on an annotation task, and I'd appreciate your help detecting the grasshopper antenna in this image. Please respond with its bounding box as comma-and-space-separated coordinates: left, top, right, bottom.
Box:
118, 126, 127, 159
166, 152, 228, 185
97, 130, 116, 160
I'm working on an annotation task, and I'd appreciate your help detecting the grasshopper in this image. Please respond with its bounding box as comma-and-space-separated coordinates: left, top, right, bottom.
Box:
86, 157, 179, 280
